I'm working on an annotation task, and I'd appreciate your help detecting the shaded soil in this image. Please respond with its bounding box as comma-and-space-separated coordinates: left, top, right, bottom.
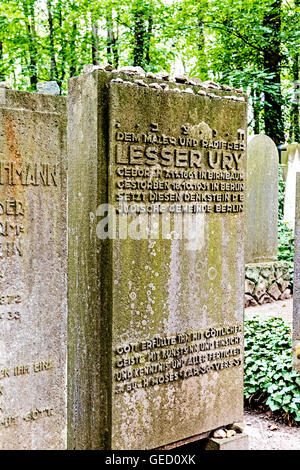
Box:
245, 297, 293, 323
245, 409, 299, 450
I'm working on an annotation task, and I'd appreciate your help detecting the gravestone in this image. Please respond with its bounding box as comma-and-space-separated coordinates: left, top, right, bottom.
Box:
283, 143, 300, 228
293, 172, 300, 372
244, 135, 291, 307
0, 89, 67, 449
245, 134, 278, 264
68, 70, 247, 450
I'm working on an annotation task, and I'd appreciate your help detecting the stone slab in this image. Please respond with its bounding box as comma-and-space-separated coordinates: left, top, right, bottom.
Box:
0, 89, 67, 449
293, 172, 300, 372
283, 143, 300, 228
245, 134, 278, 263
67, 70, 247, 450
204, 433, 249, 450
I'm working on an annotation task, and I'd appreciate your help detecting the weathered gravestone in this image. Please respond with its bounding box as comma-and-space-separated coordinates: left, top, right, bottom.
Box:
245, 135, 291, 307
0, 89, 67, 449
245, 135, 278, 264
68, 70, 247, 450
293, 172, 300, 372
283, 143, 300, 228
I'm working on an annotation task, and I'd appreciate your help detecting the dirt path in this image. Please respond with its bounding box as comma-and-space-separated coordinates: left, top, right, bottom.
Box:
245, 297, 293, 323
245, 409, 299, 450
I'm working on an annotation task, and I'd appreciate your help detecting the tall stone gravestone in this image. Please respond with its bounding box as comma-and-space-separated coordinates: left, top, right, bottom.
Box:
293, 172, 300, 372
283, 143, 300, 228
245, 135, 291, 306
68, 71, 247, 450
246, 135, 278, 263
0, 89, 67, 449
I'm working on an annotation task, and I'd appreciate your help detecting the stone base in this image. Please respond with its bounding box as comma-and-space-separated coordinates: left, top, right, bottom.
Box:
245, 261, 291, 307
204, 433, 249, 450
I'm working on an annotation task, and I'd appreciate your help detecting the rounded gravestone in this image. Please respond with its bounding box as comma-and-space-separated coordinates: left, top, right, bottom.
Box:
245, 134, 278, 264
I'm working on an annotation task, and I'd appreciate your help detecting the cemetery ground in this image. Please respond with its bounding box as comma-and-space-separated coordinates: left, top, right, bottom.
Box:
244, 297, 299, 450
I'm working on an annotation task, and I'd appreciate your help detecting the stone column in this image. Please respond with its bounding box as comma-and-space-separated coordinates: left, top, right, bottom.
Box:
0, 89, 67, 449
67, 71, 248, 450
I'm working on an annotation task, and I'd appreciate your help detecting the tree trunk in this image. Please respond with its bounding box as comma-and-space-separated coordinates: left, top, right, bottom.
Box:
21, 0, 38, 90
132, 4, 146, 67
106, 7, 119, 67
251, 88, 261, 134
69, 22, 77, 77
47, 0, 58, 81
56, 0, 67, 90
263, 0, 285, 145
91, 21, 100, 66
0, 41, 4, 81
145, 13, 153, 65
290, 0, 300, 142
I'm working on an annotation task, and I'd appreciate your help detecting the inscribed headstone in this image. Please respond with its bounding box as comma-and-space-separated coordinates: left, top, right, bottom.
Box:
67, 71, 247, 450
0, 89, 67, 449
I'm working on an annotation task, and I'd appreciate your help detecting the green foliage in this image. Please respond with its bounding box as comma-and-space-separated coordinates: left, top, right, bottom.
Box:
0, 0, 299, 140
278, 221, 294, 264
244, 316, 300, 425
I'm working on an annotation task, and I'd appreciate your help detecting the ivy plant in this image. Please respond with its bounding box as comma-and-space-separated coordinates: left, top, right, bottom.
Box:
244, 316, 300, 425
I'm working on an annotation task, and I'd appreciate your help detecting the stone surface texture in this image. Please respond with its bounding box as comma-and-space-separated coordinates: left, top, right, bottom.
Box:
244, 262, 291, 307
0, 89, 67, 449
36, 81, 60, 96
283, 143, 300, 228
293, 172, 300, 372
204, 433, 249, 450
245, 134, 278, 264
67, 70, 247, 450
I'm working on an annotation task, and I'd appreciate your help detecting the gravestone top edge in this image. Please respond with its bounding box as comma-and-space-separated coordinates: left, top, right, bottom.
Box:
68, 69, 248, 101
248, 133, 278, 149
0, 88, 66, 113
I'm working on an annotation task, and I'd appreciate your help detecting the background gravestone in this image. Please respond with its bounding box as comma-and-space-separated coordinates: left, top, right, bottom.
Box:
245, 134, 278, 263
293, 172, 300, 372
0, 89, 67, 449
68, 70, 247, 450
245, 134, 291, 307
283, 143, 300, 228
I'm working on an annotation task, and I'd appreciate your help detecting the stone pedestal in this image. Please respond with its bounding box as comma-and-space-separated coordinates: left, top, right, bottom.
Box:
205, 433, 249, 450
245, 261, 291, 307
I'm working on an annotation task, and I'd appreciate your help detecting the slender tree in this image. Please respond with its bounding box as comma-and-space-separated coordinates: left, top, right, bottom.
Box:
263, 0, 284, 144
21, 0, 39, 90
47, 0, 58, 81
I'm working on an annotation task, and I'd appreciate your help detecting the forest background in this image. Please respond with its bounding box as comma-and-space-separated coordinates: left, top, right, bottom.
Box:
0, 0, 299, 144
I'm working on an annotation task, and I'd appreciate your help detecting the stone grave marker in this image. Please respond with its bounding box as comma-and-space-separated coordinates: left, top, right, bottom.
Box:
293, 172, 300, 372
244, 134, 291, 307
67, 71, 248, 450
283, 142, 300, 228
0, 89, 67, 449
245, 134, 278, 264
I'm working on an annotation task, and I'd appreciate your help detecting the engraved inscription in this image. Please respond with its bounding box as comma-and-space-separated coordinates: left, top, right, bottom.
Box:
0, 162, 59, 187
113, 325, 242, 393
0, 359, 56, 428
113, 125, 246, 214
